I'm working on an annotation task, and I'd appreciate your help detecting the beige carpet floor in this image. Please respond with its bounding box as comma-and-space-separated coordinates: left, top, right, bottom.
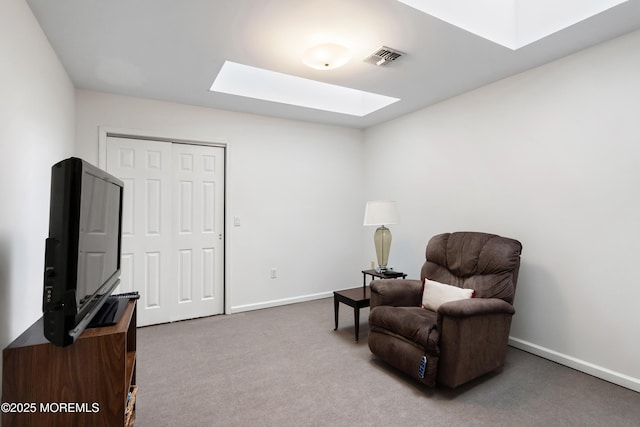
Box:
134, 297, 640, 426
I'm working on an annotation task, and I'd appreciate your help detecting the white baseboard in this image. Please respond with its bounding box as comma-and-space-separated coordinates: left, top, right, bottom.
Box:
509, 337, 640, 393
231, 291, 333, 314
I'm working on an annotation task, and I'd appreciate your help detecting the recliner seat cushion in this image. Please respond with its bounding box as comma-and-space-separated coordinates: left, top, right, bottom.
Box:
368, 306, 439, 355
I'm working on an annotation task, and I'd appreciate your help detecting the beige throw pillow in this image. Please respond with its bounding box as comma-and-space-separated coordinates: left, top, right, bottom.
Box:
422, 279, 474, 311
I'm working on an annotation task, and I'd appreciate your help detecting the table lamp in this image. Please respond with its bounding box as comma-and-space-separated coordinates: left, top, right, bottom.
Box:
363, 200, 398, 272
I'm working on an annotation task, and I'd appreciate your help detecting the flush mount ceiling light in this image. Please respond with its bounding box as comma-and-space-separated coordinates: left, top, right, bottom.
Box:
210, 61, 399, 116
397, 0, 628, 49
302, 43, 352, 70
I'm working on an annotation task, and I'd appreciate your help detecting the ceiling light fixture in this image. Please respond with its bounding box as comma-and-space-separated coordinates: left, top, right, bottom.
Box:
302, 43, 352, 70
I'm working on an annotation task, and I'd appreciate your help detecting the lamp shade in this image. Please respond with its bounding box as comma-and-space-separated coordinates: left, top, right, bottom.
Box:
363, 200, 399, 226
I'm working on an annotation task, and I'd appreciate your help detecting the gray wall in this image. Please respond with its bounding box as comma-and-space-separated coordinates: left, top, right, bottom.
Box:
74, 90, 366, 313
363, 29, 640, 391
0, 0, 75, 381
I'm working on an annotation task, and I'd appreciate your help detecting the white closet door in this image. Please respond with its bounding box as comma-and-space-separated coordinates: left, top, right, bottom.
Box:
106, 137, 224, 326
172, 143, 225, 321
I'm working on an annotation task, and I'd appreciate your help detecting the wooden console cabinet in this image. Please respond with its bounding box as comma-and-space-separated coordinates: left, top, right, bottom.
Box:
2, 300, 137, 426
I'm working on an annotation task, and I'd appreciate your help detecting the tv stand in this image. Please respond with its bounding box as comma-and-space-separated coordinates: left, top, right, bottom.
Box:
2, 299, 137, 426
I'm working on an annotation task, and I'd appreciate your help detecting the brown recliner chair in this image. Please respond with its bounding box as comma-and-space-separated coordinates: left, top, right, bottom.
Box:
368, 232, 522, 388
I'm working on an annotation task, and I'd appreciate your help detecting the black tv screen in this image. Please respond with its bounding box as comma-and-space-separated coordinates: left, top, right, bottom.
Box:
42, 157, 124, 347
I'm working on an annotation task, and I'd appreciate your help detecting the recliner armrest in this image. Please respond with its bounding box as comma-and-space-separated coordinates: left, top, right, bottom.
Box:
437, 297, 515, 319
435, 297, 515, 388
370, 279, 422, 309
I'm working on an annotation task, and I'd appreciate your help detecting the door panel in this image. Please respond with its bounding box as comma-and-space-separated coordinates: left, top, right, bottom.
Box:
172, 143, 225, 321
107, 138, 172, 326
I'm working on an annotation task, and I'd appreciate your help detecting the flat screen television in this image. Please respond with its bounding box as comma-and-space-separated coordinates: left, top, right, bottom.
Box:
42, 157, 124, 347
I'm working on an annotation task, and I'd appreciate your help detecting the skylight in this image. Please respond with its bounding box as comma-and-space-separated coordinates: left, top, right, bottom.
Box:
209, 61, 400, 117
397, 0, 628, 49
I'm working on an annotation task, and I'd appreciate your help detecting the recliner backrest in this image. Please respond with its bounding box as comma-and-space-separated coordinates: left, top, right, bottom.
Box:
421, 232, 522, 304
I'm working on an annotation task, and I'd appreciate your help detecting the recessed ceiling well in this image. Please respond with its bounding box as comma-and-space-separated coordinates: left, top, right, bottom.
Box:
210, 61, 399, 116
397, 0, 629, 49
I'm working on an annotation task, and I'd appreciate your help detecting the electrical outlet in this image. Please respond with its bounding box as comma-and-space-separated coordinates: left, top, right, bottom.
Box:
270, 268, 277, 279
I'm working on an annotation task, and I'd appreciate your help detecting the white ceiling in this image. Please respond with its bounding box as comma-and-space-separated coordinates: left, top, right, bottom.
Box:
26, 0, 640, 129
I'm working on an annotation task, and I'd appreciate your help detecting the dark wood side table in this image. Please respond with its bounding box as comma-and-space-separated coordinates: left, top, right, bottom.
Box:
333, 287, 371, 342
333, 270, 406, 342
361, 269, 407, 287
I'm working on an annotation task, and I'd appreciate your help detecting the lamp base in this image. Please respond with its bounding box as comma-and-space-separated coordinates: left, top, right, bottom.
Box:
373, 225, 392, 272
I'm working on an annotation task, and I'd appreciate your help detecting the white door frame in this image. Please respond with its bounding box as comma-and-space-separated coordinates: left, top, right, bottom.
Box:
98, 126, 233, 315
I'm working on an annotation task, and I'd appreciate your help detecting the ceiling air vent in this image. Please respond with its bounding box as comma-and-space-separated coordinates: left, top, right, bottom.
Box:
363, 46, 404, 66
